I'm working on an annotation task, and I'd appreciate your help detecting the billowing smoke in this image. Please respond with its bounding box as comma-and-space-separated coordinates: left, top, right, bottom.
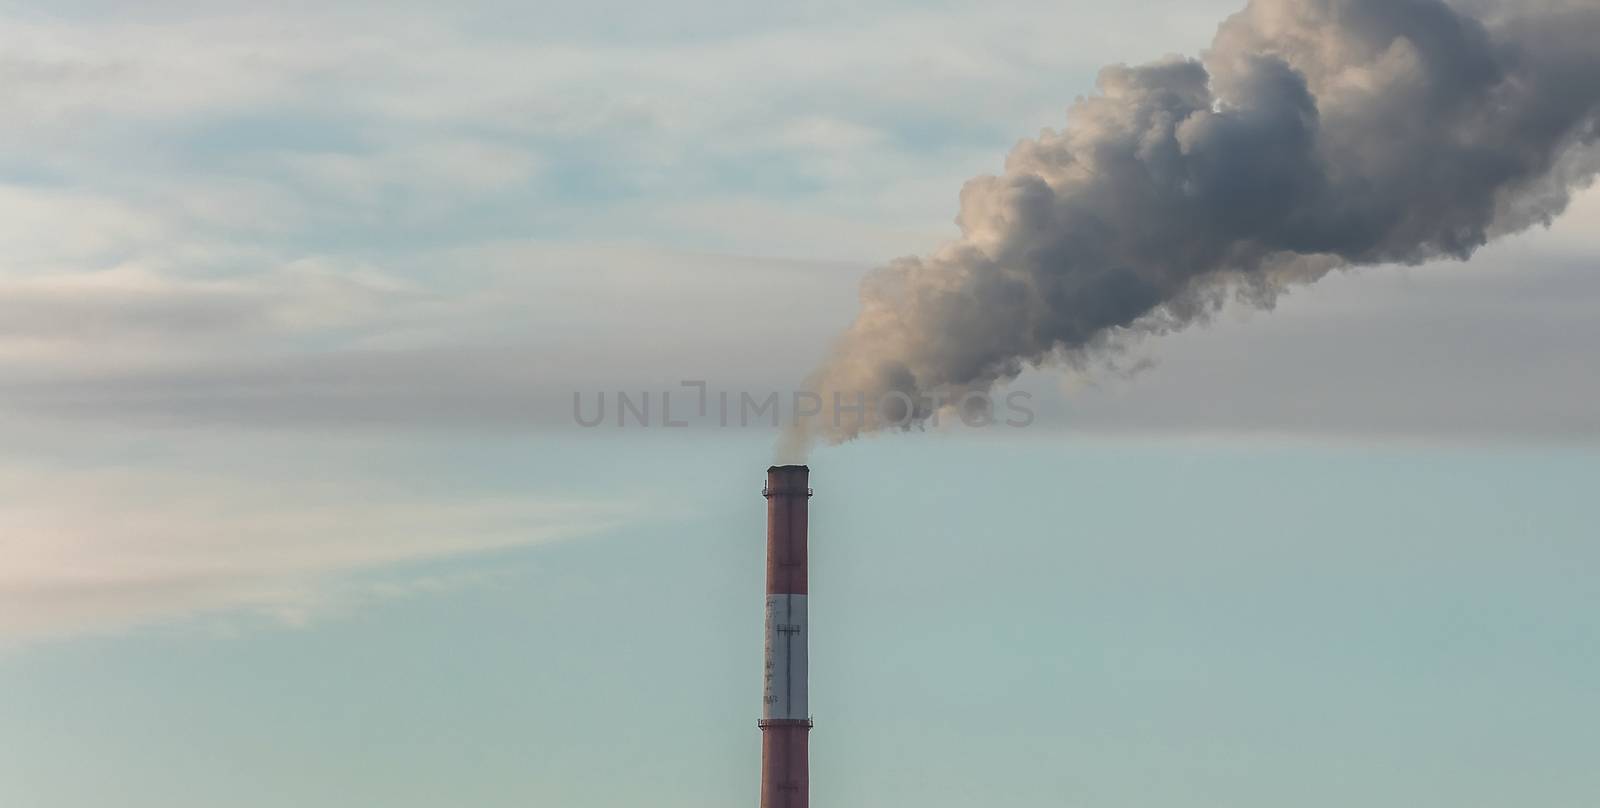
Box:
782, 0, 1600, 457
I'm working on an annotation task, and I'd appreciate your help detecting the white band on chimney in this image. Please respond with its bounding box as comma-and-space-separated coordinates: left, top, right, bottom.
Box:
762, 594, 808, 720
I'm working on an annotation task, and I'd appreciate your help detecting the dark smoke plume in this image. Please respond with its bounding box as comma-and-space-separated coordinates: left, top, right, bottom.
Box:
782, 0, 1600, 457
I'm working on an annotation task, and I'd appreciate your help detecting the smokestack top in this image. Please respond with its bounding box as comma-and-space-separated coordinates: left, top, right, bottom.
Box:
765, 465, 810, 498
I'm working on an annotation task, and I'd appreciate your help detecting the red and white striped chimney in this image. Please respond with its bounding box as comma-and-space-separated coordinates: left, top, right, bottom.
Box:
760, 465, 812, 808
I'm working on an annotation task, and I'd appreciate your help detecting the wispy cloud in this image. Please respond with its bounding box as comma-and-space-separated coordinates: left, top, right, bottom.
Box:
0, 461, 638, 643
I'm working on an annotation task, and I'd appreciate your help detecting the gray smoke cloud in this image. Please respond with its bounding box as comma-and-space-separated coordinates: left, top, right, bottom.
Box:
782, 0, 1600, 457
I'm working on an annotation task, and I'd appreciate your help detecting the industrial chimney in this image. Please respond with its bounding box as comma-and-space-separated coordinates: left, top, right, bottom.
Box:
760, 465, 811, 808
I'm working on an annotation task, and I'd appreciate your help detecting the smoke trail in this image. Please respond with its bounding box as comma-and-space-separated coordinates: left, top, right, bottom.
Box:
782, 0, 1600, 457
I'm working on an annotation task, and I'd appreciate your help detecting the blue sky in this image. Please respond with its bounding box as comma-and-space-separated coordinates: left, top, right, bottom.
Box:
1, 0, 1598, 805
4, 434, 1597, 806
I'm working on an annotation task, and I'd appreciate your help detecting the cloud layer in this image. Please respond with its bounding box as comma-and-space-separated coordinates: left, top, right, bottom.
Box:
3, 0, 1599, 642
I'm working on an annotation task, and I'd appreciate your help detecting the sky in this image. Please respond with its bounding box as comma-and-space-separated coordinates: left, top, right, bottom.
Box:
1, 1, 1597, 806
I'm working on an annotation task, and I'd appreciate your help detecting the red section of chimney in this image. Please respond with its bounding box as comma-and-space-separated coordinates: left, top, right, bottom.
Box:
761, 465, 811, 808
765, 465, 809, 596
759, 720, 810, 808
